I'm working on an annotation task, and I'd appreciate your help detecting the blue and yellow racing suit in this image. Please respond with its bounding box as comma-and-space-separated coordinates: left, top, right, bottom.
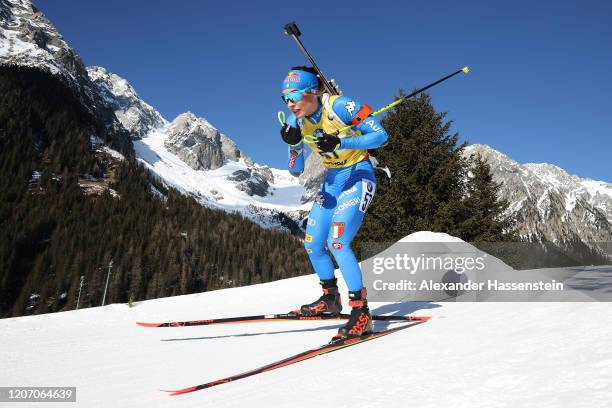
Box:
286, 94, 388, 292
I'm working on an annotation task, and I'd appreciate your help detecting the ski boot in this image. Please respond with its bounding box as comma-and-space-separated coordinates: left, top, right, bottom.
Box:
331, 288, 372, 342
295, 278, 342, 317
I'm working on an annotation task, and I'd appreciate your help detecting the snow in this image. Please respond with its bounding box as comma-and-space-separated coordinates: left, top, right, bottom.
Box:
565, 193, 576, 213
0, 27, 35, 58
2, 281, 611, 407
133, 128, 309, 214
399, 231, 463, 243
2, 232, 612, 407
537, 189, 551, 219
149, 184, 166, 200
98, 146, 125, 161
509, 197, 527, 213
89, 135, 104, 147
0, 26, 62, 76
29, 170, 41, 181
581, 179, 612, 200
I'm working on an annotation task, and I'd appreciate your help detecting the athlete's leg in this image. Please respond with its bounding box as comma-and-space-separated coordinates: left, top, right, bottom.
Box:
326, 178, 376, 292
304, 189, 337, 281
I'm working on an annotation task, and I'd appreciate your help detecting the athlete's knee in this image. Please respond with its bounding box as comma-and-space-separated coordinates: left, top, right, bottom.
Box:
326, 236, 353, 256
304, 234, 327, 256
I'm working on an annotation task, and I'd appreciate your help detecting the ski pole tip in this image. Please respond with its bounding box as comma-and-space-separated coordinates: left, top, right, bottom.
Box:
462, 66, 470, 74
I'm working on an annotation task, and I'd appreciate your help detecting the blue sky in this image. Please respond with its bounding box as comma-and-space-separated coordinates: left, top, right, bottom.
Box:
36, 0, 611, 181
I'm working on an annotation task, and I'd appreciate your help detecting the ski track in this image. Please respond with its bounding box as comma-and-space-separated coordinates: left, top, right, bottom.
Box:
2, 272, 612, 408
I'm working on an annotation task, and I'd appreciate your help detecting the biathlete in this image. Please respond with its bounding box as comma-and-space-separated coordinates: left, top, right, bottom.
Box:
280, 66, 389, 341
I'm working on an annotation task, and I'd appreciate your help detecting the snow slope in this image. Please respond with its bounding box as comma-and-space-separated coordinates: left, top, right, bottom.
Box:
2, 233, 612, 408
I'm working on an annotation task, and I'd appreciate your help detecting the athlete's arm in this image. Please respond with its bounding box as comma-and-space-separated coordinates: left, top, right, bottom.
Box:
285, 113, 304, 175
288, 143, 305, 176
331, 96, 388, 150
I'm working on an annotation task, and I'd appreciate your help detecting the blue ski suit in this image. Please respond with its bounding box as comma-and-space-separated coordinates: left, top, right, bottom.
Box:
286, 94, 388, 291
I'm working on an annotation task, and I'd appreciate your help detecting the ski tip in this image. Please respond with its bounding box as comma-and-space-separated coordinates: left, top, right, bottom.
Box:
396, 315, 431, 322
462, 66, 470, 74
161, 386, 198, 396
136, 322, 161, 327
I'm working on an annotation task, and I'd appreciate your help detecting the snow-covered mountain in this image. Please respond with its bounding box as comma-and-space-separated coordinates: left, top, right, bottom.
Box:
464, 144, 612, 260
133, 126, 309, 232
1, 0, 310, 233
0, 0, 83, 82
91, 68, 311, 232
0, 0, 131, 153
88, 67, 313, 229
87, 66, 166, 139
163, 112, 245, 170
2, 231, 611, 407
4, 0, 611, 246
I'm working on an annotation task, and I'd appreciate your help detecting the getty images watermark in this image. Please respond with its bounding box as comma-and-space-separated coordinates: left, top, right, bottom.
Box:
371, 252, 563, 291
361, 242, 612, 302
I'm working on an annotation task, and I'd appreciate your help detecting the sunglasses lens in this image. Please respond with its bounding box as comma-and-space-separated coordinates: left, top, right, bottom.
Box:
282, 88, 310, 104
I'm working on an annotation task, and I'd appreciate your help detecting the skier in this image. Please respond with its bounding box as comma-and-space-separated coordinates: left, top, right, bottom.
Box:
280, 66, 389, 340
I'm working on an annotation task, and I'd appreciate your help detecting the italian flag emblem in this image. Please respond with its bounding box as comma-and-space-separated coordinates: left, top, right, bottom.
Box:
331, 222, 344, 239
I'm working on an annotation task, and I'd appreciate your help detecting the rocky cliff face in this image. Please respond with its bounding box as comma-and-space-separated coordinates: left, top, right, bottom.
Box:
298, 149, 325, 202
164, 112, 227, 171
463, 144, 612, 261
1, 0, 86, 82
0, 0, 131, 154
161, 112, 277, 197
86, 66, 166, 139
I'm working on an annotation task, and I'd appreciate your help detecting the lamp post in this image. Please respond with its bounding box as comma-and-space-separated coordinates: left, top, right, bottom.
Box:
76, 275, 84, 310
102, 259, 113, 306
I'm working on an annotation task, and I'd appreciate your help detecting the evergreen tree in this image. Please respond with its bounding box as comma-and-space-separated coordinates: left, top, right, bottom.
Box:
355, 90, 514, 255
0, 67, 312, 317
355, 91, 468, 251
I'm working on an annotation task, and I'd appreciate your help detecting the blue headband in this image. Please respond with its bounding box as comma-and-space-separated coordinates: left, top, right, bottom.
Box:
282, 70, 319, 92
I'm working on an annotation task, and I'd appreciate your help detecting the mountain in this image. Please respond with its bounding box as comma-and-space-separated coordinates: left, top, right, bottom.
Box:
0, 0, 311, 233
0, 0, 131, 154
133, 125, 309, 233
4, 0, 609, 263
1, 0, 314, 318
93, 55, 611, 249
85, 64, 310, 233
299, 150, 326, 202
164, 112, 244, 170
1, 0, 84, 81
87, 66, 166, 139
464, 144, 612, 262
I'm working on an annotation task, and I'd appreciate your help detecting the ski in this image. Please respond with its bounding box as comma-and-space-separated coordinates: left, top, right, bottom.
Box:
137, 313, 429, 328
162, 317, 430, 396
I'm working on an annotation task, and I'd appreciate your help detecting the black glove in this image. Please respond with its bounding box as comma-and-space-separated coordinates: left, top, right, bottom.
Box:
280, 123, 302, 145
315, 132, 340, 153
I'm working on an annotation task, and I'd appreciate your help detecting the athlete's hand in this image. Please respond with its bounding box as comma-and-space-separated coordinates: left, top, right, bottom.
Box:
280, 124, 302, 145
315, 132, 340, 153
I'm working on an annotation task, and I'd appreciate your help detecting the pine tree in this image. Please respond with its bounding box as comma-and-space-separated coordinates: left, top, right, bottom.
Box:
1, 67, 312, 317
355, 90, 514, 255
355, 91, 467, 250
